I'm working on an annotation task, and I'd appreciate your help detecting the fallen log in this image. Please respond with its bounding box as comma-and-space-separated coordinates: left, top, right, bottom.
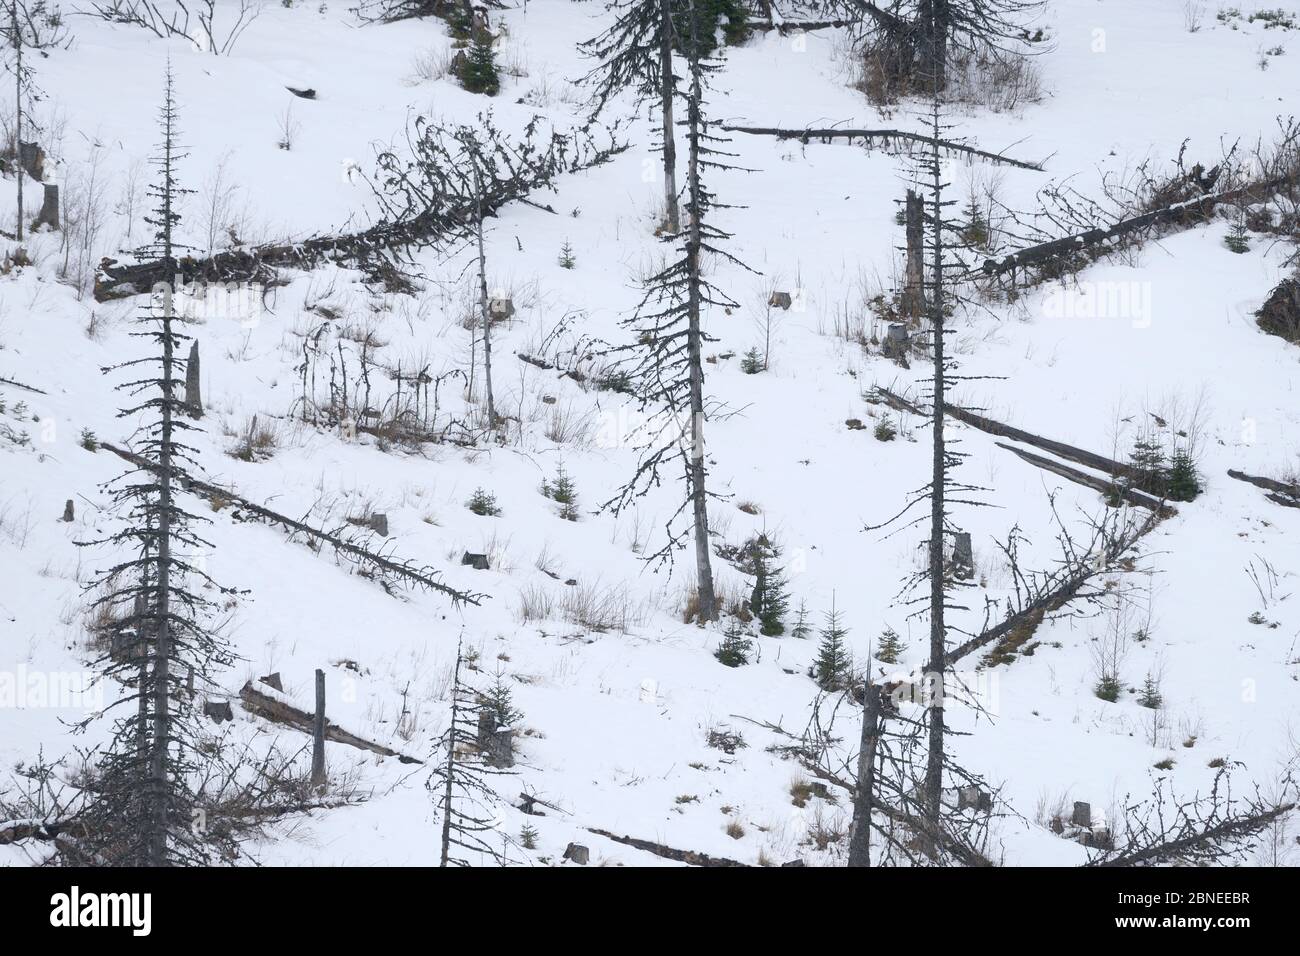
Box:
722, 124, 1045, 171
1088, 801, 1296, 868
239, 680, 423, 764
95, 127, 628, 302
99, 441, 484, 606
1227, 468, 1300, 509
0, 375, 46, 395
584, 828, 748, 867
981, 173, 1294, 278
943, 508, 1163, 668
873, 386, 1138, 480
749, 17, 857, 33
996, 442, 1175, 516
0, 818, 84, 845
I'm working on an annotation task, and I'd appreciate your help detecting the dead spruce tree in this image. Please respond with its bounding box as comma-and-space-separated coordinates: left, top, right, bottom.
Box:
429, 638, 509, 866
76, 67, 234, 866
2, 0, 45, 240
1088, 768, 1296, 867
374, 112, 625, 432
864, 102, 987, 844
601, 0, 751, 623
579, 0, 682, 231
804, 0, 1042, 95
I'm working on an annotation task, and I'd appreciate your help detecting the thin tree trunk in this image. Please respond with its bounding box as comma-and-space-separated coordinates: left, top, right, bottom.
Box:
658, 0, 680, 232
150, 115, 177, 868
440, 642, 462, 867
683, 1, 716, 622
847, 685, 883, 866
311, 669, 327, 789
13, 3, 22, 242
924, 118, 947, 834
472, 170, 495, 428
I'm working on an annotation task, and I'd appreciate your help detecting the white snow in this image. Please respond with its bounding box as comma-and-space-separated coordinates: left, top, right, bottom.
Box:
1, 0, 1298, 866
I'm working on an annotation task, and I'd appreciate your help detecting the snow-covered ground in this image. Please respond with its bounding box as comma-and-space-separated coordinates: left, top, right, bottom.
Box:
1, 0, 1298, 866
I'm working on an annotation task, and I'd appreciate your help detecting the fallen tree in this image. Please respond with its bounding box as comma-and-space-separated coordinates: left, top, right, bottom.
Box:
749, 17, 858, 33
95, 117, 628, 301
238, 680, 423, 764
1228, 468, 1300, 509
584, 828, 748, 867
1087, 769, 1295, 867
981, 172, 1295, 279
873, 385, 1137, 478
0, 375, 46, 395
996, 442, 1174, 515
721, 123, 1044, 170
0, 818, 84, 845
99, 441, 484, 606
944, 505, 1162, 668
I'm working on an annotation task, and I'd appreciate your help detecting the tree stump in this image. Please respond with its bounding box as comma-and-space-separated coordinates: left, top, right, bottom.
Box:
184, 340, 203, 419
18, 141, 45, 182
477, 707, 515, 768
1071, 801, 1092, 828
882, 323, 910, 364
461, 551, 490, 570
61, 499, 74, 522
902, 189, 925, 320
951, 531, 974, 579
258, 672, 283, 692
562, 842, 590, 865
366, 513, 389, 536
33, 183, 58, 231
204, 700, 234, 724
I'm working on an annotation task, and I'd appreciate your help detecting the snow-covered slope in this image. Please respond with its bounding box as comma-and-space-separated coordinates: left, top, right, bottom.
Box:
1, 0, 1298, 866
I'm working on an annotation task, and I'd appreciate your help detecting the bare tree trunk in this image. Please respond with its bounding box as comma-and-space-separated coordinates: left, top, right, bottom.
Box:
12, 2, 22, 242
904, 189, 925, 320
150, 213, 176, 870
932, 0, 949, 93
924, 121, 947, 833
916, 0, 934, 92
658, 0, 680, 232
847, 685, 883, 866
472, 171, 495, 428
440, 642, 463, 867
185, 340, 203, 418
684, 1, 716, 623
311, 669, 327, 790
